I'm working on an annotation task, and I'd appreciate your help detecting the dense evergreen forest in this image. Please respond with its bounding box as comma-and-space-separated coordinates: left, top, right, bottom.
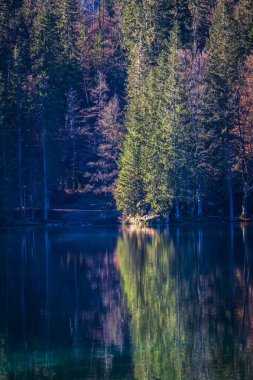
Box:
0, 0, 253, 223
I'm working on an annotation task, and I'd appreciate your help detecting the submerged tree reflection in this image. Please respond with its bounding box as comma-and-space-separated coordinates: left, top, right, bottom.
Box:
116, 224, 253, 380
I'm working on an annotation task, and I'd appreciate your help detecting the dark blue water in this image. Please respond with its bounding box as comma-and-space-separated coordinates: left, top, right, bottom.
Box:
0, 224, 252, 379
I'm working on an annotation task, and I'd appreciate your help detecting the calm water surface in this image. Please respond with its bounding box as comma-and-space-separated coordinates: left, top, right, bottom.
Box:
0, 224, 253, 379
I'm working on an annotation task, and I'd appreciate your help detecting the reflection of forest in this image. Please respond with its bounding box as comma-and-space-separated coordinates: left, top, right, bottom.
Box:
116, 224, 253, 380
0, 228, 128, 379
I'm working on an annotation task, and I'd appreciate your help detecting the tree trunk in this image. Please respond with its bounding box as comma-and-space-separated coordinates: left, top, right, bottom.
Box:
71, 119, 76, 192
175, 198, 180, 220
241, 184, 249, 218
31, 150, 36, 221
17, 125, 24, 218
42, 126, 49, 221
228, 169, 234, 221
2, 127, 11, 223
31, 167, 36, 221
197, 186, 203, 217
237, 121, 250, 218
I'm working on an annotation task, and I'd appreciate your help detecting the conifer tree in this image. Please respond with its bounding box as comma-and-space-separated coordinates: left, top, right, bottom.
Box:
0, 0, 11, 219
139, 67, 173, 215
63, 89, 82, 192
236, 54, 253, 217
237, 0, 253, 58
12, 12, 31, 217
206, 0, 240, 219
115, 137, 144, 218
0, 0, 22, 221
115, 12, 149, 216
176, 0, 193, 47
115, 93, 145, 217
56, 0, 84, 89
160, 27, 191, 219
0, 69, 5, 218
116, 26, 191, 219
90, 95, 123, 195
31, 0, 65, 219
189, 0, 215, 50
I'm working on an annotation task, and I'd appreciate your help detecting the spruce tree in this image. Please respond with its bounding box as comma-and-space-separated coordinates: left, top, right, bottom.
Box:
0, 0, 22, 221
161, 27, 191, 219
140, 67, 174, 215
183, 48, 216, 216
176, 0, 193, 47
31, 0, 65, 219
0, 0, 11, 219
116, 6, 149, 217
115, 136, 143, 218
115, 93, 145, 218
236, 0, 253, 58
206, 0, 240, 219
11, 12, 31, 217
189, 0, 215, 50
56, 0, 83, 88
91, 95, 123, 195
235, 54, 253, 217
116, 25, 191, 219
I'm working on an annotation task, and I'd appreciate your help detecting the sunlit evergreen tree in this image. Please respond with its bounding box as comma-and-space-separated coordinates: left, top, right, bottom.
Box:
205, 0, 240, 220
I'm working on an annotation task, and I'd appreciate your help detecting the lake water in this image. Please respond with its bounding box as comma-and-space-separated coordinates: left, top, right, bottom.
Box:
0, 224, 253, 379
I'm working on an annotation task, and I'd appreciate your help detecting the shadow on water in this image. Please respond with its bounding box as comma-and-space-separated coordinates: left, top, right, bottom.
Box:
0, 227, 131, 379
0, 224, 253, 379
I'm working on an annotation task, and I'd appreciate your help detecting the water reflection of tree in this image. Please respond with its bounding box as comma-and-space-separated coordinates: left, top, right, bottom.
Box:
116, 227, 185, 380
116, 225, 253, 380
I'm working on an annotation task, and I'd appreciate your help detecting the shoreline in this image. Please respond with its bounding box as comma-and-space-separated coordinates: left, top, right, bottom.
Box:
1, 215, 253, 228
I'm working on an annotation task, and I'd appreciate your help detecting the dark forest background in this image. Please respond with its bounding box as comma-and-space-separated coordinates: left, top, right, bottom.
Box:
0, 0, 126, 222
0, 0, 253, 223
